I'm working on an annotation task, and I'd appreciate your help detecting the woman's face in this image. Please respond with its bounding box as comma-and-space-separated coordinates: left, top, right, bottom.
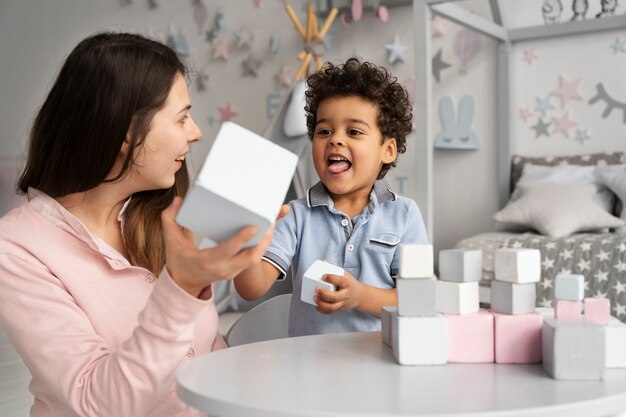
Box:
131, 74, 201, 191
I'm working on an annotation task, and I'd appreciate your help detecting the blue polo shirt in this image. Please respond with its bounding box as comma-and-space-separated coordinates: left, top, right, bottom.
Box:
263, 180, 428, 336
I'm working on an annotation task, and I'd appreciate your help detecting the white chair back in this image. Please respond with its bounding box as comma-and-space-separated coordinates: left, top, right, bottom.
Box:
225, 294, 291, 347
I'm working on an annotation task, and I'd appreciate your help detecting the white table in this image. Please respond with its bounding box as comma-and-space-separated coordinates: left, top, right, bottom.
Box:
177, 331, 626, 417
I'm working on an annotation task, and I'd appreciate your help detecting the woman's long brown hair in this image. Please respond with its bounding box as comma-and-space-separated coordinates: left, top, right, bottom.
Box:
18, 32, 190, 274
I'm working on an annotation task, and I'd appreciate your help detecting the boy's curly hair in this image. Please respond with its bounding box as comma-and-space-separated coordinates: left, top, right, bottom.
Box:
304, 57, 413, 179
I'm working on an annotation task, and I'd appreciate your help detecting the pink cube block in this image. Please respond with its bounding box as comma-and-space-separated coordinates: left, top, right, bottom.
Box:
553, 299, 581, 320
584, 297, 610, 325
445, 309, 494, 363
493, 311, 543, 364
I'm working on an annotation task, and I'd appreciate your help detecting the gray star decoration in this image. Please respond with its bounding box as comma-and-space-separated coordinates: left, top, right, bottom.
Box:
384, 36, 408, 65
242, 55, 262, 77
531, 117, 551, 138
432, 48, 451, 83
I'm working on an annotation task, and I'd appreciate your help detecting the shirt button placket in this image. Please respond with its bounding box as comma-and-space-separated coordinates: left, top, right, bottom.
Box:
145, 274, 156, 283
185, 348, 195, 358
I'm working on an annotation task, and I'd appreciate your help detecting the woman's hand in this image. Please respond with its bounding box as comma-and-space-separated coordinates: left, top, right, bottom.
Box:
161, 197, 279, 297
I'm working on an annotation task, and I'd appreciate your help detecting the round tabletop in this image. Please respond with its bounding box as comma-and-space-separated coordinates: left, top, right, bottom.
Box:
177, 331, 626, 417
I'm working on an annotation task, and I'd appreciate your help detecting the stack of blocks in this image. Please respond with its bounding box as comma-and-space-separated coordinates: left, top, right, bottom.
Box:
542, 272, 613, 380
382, 244, 448, 365
438, 249, 490, 363
381, 245, 626, 380
491, 248, 543, 364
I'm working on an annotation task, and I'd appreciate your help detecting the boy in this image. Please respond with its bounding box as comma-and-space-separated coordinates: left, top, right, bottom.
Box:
234, 58, 428, 336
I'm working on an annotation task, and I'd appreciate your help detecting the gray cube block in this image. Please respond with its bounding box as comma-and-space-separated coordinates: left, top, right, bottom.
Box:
397, 278, 437, 317
542, 318, 606, 380
490, 280, 536, 315
381, 306, 397, 347
439, 249, 482, 282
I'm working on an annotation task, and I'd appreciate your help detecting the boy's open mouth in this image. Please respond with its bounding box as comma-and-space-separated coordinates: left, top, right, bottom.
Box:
327, 155, 351, 174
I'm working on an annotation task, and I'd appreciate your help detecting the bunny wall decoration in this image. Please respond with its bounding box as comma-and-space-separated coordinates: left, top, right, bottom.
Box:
434, 95, 480, 150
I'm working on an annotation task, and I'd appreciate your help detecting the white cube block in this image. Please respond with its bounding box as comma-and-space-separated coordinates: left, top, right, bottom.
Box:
397, 278, 437, 317
381, 306, 397, 347
300, 260, 342, 305
438, 249, 482, 283
177, 122, 298, 247
436, 281, 479, 315
398, 244, 433, 279
607, 317, 626, 368
554, 273, 585, 301
390, 312, 448, 365
494, 248, 541, 283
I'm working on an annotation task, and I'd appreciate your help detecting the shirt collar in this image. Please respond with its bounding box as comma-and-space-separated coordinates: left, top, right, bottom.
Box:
306, 180, 396, 212
27, 188, 131, 264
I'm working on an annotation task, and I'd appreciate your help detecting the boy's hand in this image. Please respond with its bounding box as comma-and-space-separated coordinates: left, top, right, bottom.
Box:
314, 271, 365, 314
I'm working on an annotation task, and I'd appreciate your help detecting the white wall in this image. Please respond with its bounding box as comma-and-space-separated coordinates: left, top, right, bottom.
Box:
1, 0, 624, 258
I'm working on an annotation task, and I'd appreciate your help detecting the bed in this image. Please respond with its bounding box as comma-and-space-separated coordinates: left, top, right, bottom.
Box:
454, 151, 626, 320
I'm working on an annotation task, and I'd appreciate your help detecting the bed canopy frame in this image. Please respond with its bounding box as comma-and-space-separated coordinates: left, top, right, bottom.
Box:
411, 0, 626, 239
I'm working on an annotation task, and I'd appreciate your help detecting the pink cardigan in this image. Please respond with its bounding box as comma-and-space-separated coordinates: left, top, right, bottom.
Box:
0, 190, 226, 417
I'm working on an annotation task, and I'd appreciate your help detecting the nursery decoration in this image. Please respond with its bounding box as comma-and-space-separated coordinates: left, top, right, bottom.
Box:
434, 95, 479, 150
523, 48, 539, 65
535, 95, 555, 116
531, 117, 552, 138
575, 128, 592, 144
589, 83, 626, 123
276, 65, 294, 88
212, 38, 231, 61
384, 35, 409, 64
269, 31, 279, 54
611, 37, 626, 54
284, 3, 338, 80
551, 110, 577, 138
431, 15, 448, 37
519, 107, 533, 123
551, 74, 583, 108
218, 103, 238, 122
595, 0, 619, 18
454, 28, 481, 73
235, 28, 254, 49
432, 48, 452, 83
570, 0, 589, 21
192, 0, 208, 34
148, 0, 157, 9
542, 0, 563, 24
242, 55, 262, 77
253, 0, 262, 7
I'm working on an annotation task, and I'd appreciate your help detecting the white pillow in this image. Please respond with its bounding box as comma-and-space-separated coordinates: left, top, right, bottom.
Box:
494, 183, 624, 238
596, 164, 626, 233
513, 163, 614, 212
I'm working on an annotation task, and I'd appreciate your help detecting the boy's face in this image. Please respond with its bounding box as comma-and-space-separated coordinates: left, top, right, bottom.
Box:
312, 95, 397, 200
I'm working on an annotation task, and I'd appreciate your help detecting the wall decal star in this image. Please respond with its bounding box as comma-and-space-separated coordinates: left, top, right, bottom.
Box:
551, 110, 577, 138
523, 48, 539, 65
432, 48, 451, 83
519, 107, 533, 122
385, 35, 409, 64
212, 38, 231, 61
551, 74, 584, 108
611, 37, 626, 54
242, 55, 262, 77
218, 103, 238, 122
575, 128, 591, 144
531, 117, 551, 138
535, 95, 555, 116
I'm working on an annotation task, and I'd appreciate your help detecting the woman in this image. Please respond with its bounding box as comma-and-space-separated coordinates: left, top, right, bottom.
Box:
0, 32, 272, 416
